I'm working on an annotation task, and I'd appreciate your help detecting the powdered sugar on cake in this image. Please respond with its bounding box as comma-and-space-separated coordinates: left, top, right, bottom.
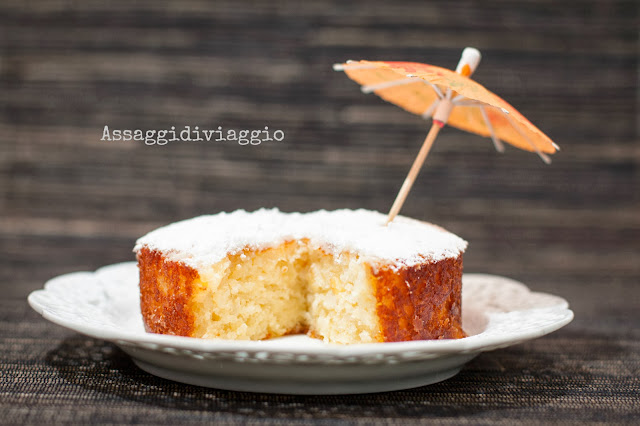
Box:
134, 209, 467, 270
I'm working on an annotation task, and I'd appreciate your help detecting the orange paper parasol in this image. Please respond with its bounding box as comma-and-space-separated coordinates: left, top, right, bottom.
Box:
334, 48, 559, 224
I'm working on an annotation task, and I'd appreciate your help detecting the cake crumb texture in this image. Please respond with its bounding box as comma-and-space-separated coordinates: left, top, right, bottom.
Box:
138, 234, 465, 344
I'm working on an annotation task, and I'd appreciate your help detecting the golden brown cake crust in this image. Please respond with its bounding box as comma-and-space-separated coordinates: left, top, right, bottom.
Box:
372, 256, 465, 341
138, 246, 465, 342
138, 247, 198, 336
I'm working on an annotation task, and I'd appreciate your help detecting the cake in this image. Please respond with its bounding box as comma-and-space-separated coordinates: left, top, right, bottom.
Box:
135, 209, 467, 344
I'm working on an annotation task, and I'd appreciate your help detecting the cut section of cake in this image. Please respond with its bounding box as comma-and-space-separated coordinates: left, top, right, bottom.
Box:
135, 209, 467, 344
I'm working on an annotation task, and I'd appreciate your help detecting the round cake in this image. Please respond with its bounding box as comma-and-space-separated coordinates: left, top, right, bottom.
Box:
134, 208, 468, 344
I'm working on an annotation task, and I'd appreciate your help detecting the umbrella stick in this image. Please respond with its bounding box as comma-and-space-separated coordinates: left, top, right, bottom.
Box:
385, 122, 442, 225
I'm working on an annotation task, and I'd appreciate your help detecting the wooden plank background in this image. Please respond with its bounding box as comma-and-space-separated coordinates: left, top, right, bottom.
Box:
0, 0, 638, 324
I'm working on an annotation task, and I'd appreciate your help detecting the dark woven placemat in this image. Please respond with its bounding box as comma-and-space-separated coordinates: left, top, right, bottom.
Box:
2, 300, 638, 425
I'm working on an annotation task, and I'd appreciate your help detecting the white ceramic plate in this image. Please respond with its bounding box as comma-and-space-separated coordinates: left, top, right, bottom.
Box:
28, 262, 573, 394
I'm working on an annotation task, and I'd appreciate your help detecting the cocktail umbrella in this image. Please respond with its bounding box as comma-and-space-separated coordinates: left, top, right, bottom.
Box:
333, 48, 559, 224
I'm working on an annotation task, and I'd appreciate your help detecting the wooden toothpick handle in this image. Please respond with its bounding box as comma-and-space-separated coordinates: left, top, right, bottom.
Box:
385, 123, 442, 225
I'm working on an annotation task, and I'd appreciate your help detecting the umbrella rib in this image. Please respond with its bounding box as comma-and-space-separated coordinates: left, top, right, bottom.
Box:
480, 106, 505, 153
425, 82, 444, 99
360, 78, 419, 94
451, 98, 506, 153
453, 100, 485, 107
332, 63, 378, 71
445, 87, 452, 100
500, 108, 551, 164
421, 99, 440, 119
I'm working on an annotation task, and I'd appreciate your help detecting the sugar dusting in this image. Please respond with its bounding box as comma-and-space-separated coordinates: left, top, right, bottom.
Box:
134, 209, 467, 270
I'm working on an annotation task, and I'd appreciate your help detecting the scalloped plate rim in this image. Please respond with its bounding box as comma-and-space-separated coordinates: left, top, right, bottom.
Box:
27, 262, 574, 357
